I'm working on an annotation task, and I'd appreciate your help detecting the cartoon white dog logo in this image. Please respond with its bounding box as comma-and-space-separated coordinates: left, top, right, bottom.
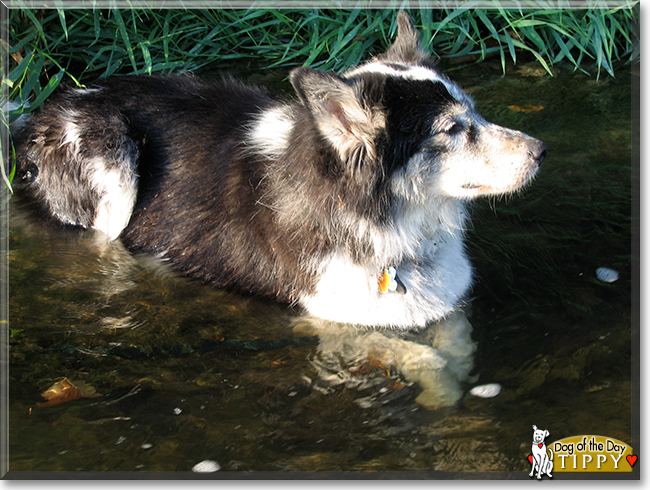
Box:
529, 425, 554, 479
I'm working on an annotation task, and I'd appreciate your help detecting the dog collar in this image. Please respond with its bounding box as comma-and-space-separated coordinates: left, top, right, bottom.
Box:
378, 267, 407, 294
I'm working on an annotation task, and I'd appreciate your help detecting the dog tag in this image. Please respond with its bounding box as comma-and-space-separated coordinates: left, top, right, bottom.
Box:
378, 267, 407, 294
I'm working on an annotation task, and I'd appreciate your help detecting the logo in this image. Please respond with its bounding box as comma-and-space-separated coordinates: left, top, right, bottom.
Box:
528, 425, 554, 479
527, 427, 637, 477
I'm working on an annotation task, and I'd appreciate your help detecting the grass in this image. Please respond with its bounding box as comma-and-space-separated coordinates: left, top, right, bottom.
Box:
0, 4, 640, 188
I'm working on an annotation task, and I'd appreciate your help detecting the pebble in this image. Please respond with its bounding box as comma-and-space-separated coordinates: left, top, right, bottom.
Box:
469, 383, 502, 398
192, 460, 221, 473
596, 267, 619, 283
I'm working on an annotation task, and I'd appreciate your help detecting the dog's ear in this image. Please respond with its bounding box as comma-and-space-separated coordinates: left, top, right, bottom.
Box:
380, 11, 428, 64
290, 67, 382, 181
532, 425, 537, 430
545, 430, 550, 438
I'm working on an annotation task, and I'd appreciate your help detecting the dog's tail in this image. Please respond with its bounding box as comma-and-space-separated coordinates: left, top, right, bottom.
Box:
548, 449, 554, 460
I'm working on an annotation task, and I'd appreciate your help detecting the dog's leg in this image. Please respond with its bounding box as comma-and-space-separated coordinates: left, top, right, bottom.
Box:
530, 453, 542, 478
91, 158, 139, 240
537, 454, 547, 479
293, 316, 470, 408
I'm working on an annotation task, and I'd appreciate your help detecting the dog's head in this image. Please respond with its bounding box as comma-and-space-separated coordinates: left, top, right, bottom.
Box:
532, 425, 550, 445
290, 12, 545, 202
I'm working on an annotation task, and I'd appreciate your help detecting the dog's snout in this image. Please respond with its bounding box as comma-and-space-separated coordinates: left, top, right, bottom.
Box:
530, 141, 547, 166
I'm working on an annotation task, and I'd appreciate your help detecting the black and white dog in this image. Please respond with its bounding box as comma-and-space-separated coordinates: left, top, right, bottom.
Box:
11, 13, 545, 328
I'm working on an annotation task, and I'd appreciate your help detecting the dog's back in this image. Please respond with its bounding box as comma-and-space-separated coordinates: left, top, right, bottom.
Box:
13, 76, 315, 298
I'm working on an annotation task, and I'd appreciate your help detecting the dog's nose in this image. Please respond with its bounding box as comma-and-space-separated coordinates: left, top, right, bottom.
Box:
531, 142, 547, 166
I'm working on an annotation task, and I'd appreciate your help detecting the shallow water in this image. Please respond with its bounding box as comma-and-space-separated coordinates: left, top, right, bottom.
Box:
5, 61, 636, 476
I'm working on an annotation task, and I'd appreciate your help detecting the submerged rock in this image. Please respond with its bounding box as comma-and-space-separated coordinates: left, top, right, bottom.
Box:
192, 460, 220, 472
596, 267, 619, 283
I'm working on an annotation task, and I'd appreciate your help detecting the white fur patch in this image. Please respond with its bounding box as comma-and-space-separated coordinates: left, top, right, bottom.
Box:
60, 110, 81, 151
89, 158, 138, 240
345, 62, 470, 104
300, 226, 472, 328
73, 87, 103, 96
248, 106, 294, 159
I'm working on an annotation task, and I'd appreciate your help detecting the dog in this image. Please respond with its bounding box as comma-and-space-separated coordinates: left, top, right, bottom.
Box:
10, 12, 545, 328
530, 425, 554, 479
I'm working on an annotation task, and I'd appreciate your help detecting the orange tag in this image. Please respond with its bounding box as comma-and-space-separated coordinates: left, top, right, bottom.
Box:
378, 269, 391, 293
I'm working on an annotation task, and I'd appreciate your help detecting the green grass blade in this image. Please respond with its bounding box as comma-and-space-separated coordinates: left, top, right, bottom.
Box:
27, 70, 64, 109
57, 9, 68, 41
112, 9, 138, 72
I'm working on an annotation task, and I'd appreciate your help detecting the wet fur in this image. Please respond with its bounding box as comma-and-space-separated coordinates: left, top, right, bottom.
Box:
11, 13, 545, 328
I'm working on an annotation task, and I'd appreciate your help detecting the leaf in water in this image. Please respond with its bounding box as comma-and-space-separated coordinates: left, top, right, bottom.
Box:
36, 378, 102, 407
508, 104, 545, 112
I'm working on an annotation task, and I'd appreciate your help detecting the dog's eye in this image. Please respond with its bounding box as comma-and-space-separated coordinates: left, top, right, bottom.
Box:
445, 122, 464, 135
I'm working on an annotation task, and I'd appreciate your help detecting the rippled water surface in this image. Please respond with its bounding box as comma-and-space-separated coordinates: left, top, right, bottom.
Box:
6, 60, 636, 476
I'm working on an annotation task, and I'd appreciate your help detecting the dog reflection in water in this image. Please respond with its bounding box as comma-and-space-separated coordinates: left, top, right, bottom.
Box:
293, 311, 476, 409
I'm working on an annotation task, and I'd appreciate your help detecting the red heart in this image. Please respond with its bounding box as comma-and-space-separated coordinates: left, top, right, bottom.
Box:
627, 455, 637, 467
527, 455, 533, 465
538, 443, 543, 448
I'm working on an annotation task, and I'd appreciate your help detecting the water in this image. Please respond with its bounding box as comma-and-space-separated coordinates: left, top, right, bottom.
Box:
5, 60, 635, 475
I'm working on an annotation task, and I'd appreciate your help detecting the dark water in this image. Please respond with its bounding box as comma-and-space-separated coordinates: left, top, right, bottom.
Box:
5, 61, 636, 476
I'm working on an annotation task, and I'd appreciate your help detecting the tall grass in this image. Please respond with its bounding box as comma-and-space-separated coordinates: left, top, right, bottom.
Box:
1, 5, 639, 188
